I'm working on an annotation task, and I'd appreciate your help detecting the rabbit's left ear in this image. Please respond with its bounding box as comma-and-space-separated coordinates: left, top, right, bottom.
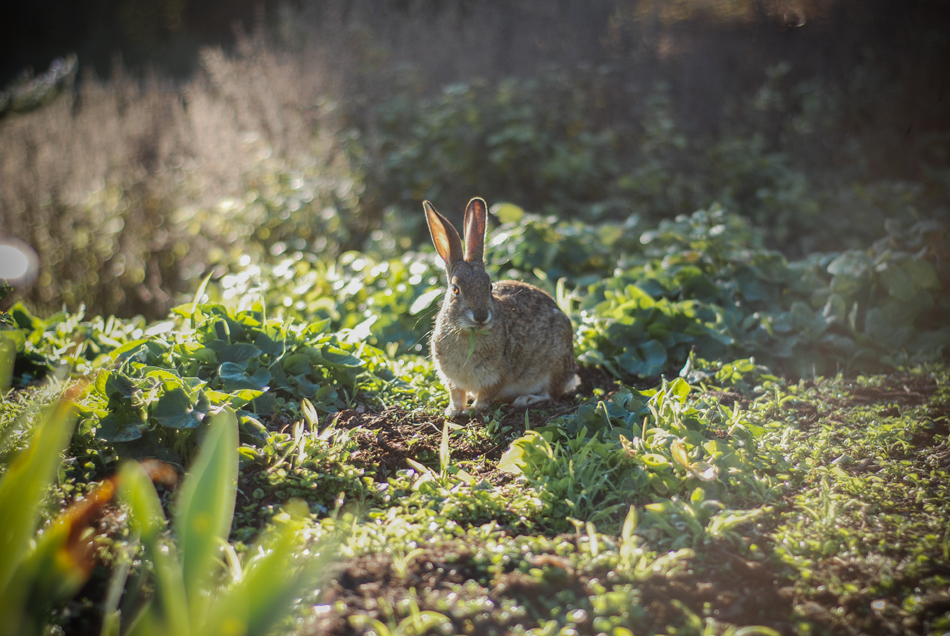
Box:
424, 200, 464, 274
463, 197, 487, 263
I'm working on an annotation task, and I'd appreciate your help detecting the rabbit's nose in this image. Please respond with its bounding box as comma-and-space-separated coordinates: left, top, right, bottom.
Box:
472, 308, 490, 324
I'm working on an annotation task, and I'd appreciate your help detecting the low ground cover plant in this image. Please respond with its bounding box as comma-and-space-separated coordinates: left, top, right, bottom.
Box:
2, 205, 949, 635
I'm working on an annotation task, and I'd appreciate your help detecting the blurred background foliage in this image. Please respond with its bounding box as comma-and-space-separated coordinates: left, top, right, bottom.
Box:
0, 0, 948, 320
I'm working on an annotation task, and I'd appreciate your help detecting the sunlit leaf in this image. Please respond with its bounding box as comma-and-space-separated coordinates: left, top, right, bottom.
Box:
410, 288, 443, 315
119, 461, 190, 636
174, 412, 239, 616
0, 398, 76, 604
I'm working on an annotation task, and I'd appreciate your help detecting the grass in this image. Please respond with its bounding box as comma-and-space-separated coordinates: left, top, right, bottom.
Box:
3, 325, 948, 634
280, 364, 947, 635
2, 201, 949, 633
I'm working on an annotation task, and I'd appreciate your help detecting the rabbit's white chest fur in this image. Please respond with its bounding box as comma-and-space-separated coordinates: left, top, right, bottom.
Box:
431, 327, 502, 392
438, 360, 501, 394
433, 326, 553, 397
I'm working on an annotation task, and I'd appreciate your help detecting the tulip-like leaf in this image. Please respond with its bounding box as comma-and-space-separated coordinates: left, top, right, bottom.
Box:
173, 411, 239, 615
119, 461, 190, 636
0, 398, 77, 635
199, 502, 329, 636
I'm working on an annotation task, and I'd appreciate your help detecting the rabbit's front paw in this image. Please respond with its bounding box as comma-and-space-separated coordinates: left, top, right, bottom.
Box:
445, 405, 485, 420
445, 387, 468, 419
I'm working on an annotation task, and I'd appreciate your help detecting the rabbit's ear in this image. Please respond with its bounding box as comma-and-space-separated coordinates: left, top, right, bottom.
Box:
463, 197, 487, 263
424, 200, 464, 273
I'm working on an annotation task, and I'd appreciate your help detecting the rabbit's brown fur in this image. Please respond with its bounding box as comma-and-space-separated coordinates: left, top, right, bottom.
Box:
424, 197, 577, 417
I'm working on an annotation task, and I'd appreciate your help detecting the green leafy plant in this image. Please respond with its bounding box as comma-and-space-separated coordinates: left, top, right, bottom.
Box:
8, 299, 393, 462
215, 250, 444, 356
497, 377, 785, 536
348, 594, 451, 636
0, 389, 332, 636
567, 207, 950, 378
111, 411, 331, 636
0, 395, 81, 636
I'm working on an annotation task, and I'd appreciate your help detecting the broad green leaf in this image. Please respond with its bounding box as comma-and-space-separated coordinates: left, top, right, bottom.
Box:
302, 318, 331, 336
618, 340, 667, 376
253, 332, 283, 357
9, 303, 43, 330
822, 293, 848, 324
152, 388, 203, 429
606, 321, 646, 347
496, 443, 527, 475
174, 412, 239, 615
863, 296, 928, 344
791, 301, 828, 335
623, 284, 656, 308
827, 251, 872, 278
410, 288, 443, 315
145, 368, 186, 390
735, 266, 772, 302
98, 412, 147, 442
906, 328, 950, 353
878, 263, 916, 301
181, 376, 208, 392
218, 343, 263, 366
110, 339, 164, 363
218, 362, 270, 391
901, 258, 940, 289
119, 462, 190, 636
321, 346, 364, 368
493, 202, 525, 224
0, 398, 76, 599
248, 367, 271, 388
100, 371, 136, 399
225, 388, 266, 409
671, 441, 690, 468
282, 354, 311, 376
0, 335, 17, 391
0, 328, 25, 353
641, 453, 670, 468
291, 374, 321, 398
175, 343, 217, 364
668, 377, 690, 400
198, 503, 328, 636
640, 340, 668, 370
497, 431, 553, 475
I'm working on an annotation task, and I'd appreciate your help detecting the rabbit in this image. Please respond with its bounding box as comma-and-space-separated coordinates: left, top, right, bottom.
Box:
423, 197, 578, 418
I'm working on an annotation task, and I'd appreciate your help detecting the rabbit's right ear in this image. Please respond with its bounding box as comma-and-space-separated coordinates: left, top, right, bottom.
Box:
423, 201, 464, 274
463, 197, 487, 263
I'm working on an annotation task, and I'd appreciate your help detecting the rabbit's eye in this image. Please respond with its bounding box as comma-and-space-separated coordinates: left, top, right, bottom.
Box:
451, 284, 460, 296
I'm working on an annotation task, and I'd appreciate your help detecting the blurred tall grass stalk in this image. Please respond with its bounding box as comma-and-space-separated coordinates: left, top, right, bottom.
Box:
0, 23, 357, 320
